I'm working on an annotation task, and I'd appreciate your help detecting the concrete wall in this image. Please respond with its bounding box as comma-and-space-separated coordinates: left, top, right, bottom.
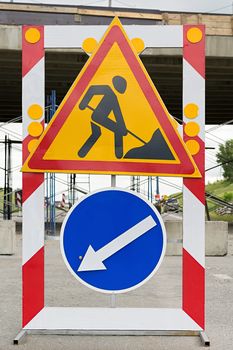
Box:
165, 221, 228, 256
0, 220, 16, 255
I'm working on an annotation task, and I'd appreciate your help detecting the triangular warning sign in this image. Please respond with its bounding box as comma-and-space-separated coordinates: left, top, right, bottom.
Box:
22, 18, 200, 178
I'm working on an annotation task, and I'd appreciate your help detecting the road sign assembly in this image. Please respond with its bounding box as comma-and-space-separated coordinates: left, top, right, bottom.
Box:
20, 17, 206, 343
22, 18, 200, 178
60, 188, 166, 293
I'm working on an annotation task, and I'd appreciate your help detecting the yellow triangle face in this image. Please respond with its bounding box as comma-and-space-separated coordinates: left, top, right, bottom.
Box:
45, 43, 175, 163
22, 17, 201, 178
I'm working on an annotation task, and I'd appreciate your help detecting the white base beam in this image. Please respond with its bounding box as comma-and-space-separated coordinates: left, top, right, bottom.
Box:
24, 307, 202, 331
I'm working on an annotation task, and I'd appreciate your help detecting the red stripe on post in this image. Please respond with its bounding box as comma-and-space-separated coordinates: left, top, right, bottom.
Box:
22, 121, 44, 163
183, 177, 205, 205
22, 127, 44, 204
183, 178, 205, 205
22, 247, 44, 327
183, 136, 205, 205
183, 248, 205, 329
22, 173, 44, 203
183, 25, 205, 78
22, 26, 44, 77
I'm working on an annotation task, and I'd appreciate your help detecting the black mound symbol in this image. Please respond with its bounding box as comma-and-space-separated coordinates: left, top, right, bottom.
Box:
124, 129, 175, 160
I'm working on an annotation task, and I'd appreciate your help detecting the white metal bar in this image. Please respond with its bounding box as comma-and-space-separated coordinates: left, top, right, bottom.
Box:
24, 307, 202, 331
45, 25, 183, 49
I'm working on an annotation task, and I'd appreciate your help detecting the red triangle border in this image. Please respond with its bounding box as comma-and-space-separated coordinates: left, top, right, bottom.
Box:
26, 24, 198, 177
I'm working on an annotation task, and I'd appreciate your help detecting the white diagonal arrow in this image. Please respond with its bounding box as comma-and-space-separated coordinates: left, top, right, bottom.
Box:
78, 215, 156, 272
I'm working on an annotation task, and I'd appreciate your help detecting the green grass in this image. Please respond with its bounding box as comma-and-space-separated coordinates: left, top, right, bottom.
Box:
206, 180, 233, 217
169, 179, 233, 222
206, 180, 233, 198
209, 212, 233, 222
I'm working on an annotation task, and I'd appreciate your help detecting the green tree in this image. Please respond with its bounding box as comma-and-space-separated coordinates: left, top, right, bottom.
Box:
216, 139, 233, 181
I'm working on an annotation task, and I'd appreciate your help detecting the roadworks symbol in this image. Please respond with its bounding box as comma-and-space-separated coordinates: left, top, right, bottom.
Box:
22, 17, 200, 178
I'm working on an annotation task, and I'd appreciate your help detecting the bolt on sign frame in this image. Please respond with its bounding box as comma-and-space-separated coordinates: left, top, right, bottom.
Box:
20, 22, 206, 341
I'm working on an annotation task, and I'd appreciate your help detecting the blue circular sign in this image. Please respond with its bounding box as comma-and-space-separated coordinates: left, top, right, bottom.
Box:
60, 188, 166, 293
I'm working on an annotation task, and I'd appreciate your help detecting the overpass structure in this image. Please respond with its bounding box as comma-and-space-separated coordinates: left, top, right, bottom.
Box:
0, 2, 233, 124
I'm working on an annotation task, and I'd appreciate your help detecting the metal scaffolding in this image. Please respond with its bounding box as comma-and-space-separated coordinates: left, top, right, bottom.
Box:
46, 90, 56, 235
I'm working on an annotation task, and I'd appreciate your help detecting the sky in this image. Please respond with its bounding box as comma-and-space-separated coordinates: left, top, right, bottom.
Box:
1, 0, 232, 201
4, 0, 233, 14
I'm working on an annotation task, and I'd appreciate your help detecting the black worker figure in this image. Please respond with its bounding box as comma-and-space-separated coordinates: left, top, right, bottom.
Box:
78, 75, 176, 161
78, 76, 128, 159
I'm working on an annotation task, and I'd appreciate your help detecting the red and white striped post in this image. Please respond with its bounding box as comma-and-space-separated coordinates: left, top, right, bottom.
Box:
19, 23, 206, 338
22, 26, 45, 327
182, 25, 205, 329
60, 193, 66, 208
15, 190, 22, 208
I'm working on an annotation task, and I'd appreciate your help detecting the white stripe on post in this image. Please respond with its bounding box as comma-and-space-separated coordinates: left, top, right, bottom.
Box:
22, 59, 45, 265
22, 183, 44, 264
182, 58, 205, 265
183, 186, 205, 267
183, 59, 205, 140
22, 58, 45, 136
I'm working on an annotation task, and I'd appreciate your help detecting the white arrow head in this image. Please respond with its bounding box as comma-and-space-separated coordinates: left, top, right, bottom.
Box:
78, 245, 107, 272
77, 215, 156, 273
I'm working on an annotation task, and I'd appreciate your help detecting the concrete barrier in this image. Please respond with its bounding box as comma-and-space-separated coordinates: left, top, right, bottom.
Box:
12, 219, 229, 256
165, 221, 228, 256
205, 221, 228, 256
0, 220, 16, 255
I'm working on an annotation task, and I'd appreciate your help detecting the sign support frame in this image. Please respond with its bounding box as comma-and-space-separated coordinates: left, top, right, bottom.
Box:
110, 174, 116, 308
17, 22, 207, 344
